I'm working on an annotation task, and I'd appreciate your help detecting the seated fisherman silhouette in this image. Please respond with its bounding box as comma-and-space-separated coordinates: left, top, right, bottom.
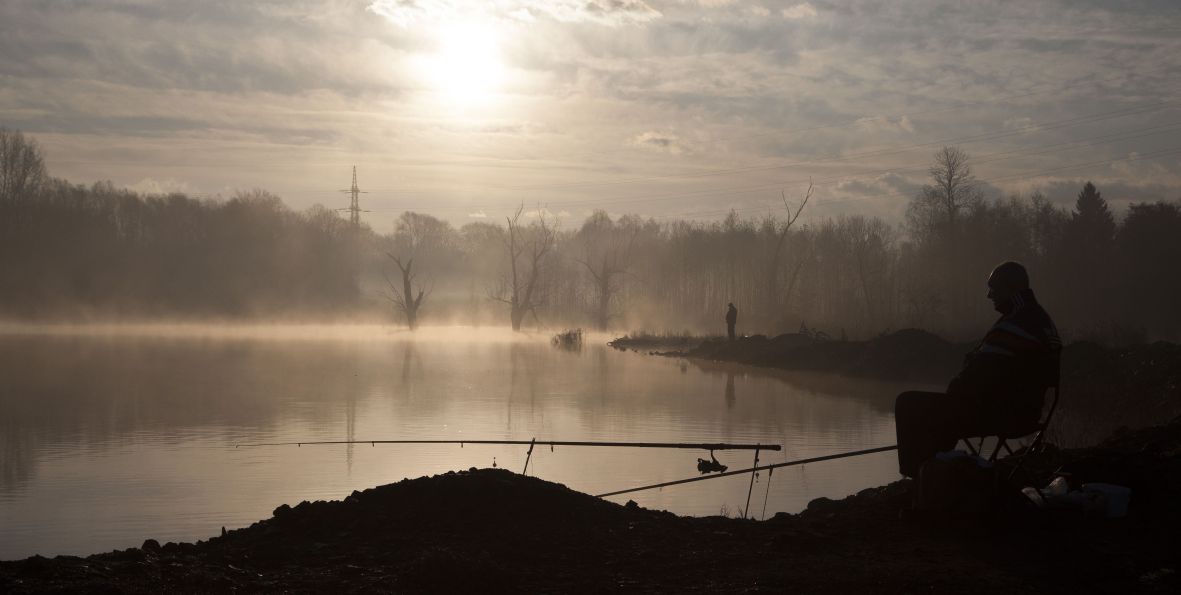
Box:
895, 261, 1061, 477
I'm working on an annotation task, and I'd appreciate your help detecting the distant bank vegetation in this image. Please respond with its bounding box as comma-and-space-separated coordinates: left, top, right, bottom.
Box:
2, 129, 1179, 342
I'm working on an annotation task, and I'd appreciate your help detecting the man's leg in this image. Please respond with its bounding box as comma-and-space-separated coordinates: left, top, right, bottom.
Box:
894, 391, 963, 478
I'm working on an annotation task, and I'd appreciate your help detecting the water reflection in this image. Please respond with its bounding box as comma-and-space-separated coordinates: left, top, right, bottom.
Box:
0, 327, 920, 559
400, 341, 419, 388
686, 358, 902, 416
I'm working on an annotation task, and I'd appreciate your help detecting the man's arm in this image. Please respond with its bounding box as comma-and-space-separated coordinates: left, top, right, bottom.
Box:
948, 319, 1048, 400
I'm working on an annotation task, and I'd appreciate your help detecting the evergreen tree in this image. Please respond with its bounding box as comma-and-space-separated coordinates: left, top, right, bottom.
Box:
1060, 181, 1117, 327
1069, 181, 1116, 248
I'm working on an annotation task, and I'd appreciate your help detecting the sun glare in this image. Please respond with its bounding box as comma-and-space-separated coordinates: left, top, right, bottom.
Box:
418, 22, 506, 104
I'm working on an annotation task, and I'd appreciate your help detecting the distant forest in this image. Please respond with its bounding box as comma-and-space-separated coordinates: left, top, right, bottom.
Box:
2, 128, 1180, 341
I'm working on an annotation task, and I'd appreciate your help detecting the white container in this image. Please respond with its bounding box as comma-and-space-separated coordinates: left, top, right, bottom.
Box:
1044, 476, 1070, 497
1082, 483, 1132, 518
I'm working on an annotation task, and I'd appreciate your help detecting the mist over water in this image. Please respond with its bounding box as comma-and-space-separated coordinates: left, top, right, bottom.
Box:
0, 325, 916, 559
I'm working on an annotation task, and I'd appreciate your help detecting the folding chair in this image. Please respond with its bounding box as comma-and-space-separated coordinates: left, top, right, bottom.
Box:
961, 383, 1061, 480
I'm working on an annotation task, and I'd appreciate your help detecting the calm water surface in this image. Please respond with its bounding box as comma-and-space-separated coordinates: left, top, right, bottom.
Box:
0, 325, 915, 560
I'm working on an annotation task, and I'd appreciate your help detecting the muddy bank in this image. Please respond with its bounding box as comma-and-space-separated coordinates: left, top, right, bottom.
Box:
613, 330, 1181, 446
4, 417, 1181, 594
608, 331, 707, 352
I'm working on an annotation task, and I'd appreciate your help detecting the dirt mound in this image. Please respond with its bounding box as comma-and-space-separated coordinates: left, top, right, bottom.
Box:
1052, 341, 1181, 446
237, 468, 644, 550
5, 426, 1181, 593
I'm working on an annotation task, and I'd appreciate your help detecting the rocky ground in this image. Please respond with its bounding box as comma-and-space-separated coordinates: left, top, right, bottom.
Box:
3, 416, 1181, 594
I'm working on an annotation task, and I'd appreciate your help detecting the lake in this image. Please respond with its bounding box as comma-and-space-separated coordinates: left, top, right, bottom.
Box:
0, 324, 916, 560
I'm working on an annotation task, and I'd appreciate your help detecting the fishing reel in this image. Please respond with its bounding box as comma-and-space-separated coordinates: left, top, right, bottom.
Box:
696, 450, 728, 474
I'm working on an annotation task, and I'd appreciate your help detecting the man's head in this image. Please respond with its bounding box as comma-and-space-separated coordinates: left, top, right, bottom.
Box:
987, 261, 1030, 313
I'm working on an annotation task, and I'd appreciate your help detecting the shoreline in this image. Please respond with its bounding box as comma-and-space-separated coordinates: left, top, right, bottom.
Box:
611, 329, 1181, 448
3, 416, 1180, 593
610, 329, 972, 384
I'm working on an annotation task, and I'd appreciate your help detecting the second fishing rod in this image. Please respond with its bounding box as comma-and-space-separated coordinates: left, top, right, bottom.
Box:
237, 437, 783, 475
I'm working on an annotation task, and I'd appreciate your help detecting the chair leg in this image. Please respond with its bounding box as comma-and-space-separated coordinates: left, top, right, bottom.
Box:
1006, 429, 1046, 482
962, 438, 979, 456
1027, 428, 1047, 454
989, 439, 1005, 463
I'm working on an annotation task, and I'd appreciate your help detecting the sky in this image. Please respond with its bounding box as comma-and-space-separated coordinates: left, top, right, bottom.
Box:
2, 0, 1180, 231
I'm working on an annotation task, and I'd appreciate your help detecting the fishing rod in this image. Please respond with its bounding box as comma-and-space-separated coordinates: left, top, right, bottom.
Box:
595, 444, 898, 499
235, 439, 781, 451
236, 438, 781, 475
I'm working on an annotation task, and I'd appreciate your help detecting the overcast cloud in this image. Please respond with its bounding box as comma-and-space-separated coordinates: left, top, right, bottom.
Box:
1, 0, 1179, 229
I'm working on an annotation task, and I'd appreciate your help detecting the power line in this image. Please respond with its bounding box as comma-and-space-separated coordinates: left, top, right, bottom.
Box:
460, 65, 1181, 192
692, 62, 1180, 148
367, 100, 1162, 203
361, 115, 1181, 217
494, 98, 1181, 193
656, 119, 1181, 216
313, 86, 1181, 223
655, 145, 1181, 221
477, 66, 1181, 192
359, 96, 1180, 215
522, 115, 1181, 213
309, 64, 1179, 202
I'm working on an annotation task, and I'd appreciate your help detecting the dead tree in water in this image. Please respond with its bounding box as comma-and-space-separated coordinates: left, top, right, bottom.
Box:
764, 180, 811, 323
575, 210, 637, 331
384, 254, 427, 330
491, 205, 555, 331
383, 212, 452, 330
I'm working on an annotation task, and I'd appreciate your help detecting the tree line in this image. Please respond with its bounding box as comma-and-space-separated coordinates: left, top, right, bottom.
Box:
2, 128, 1179, 341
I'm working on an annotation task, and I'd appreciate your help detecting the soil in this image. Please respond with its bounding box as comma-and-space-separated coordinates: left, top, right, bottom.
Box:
3, 417, 1181, 594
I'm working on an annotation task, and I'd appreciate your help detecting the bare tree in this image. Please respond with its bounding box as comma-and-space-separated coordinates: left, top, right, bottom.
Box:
0, 128, 47, 205
906, 146, 981, 244
491, 205, 556, 331
763, 180, 812, 323
846, 216, 896, 330
575, 210, 638, 330
385, 255, 428, 330
904, 146, 983, 324
383, 212, 452, 330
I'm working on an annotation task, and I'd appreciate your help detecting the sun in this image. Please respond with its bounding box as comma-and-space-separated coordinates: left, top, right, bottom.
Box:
418, 21, 506, 104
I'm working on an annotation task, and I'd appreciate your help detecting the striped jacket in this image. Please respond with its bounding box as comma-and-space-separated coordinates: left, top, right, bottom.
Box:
948, 288, 1061, 423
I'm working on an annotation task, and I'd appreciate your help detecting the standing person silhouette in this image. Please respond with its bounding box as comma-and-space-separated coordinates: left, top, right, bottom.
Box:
725, 303, 738, 341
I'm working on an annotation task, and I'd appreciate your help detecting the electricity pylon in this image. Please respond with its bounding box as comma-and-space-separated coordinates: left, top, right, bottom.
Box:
337, 165, 369, 229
